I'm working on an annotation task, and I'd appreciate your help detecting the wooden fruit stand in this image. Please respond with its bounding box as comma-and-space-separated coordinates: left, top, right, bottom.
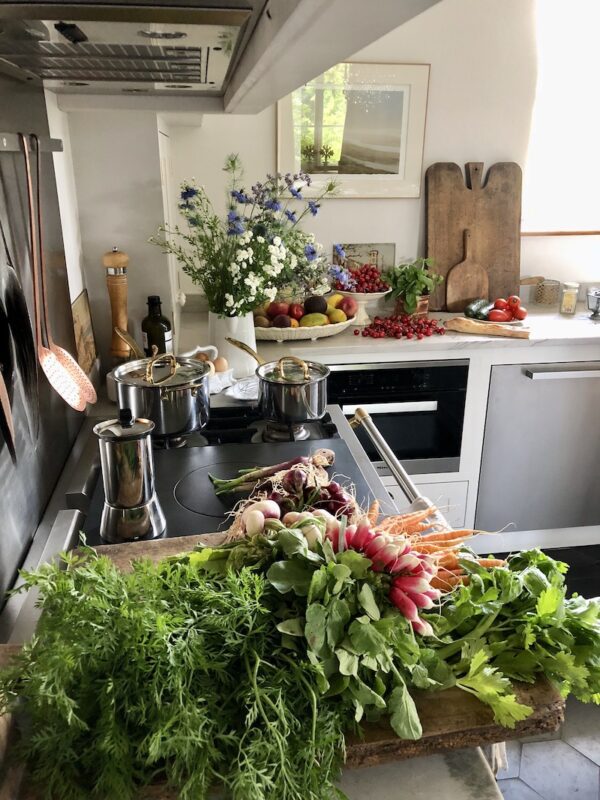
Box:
0, 534, 565, 799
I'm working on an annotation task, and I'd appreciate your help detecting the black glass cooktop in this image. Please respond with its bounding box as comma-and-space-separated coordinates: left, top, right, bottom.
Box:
83, 437, 389, 546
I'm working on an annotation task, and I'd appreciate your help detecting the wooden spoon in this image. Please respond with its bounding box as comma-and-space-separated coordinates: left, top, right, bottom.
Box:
20, 134, 87, 412
446, 229, 489, 312
32, 135, 97, 407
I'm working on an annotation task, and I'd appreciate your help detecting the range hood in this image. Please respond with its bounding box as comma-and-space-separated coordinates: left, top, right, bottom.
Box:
0, 2, 259, 97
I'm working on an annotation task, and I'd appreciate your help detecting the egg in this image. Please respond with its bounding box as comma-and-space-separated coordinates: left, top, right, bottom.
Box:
213, 356, 229, 373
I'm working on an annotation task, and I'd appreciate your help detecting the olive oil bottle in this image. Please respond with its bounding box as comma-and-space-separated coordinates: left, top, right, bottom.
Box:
141, 295, 173, 355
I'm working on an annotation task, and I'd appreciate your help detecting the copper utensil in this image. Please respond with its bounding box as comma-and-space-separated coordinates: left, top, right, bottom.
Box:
20, 133, 87, 412
32, 134, 97, 407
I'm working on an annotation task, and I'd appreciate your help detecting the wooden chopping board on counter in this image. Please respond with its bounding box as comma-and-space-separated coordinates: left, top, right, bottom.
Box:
0, 534, 563, 798
426, 162, 522, 310
445, 229, 489, 312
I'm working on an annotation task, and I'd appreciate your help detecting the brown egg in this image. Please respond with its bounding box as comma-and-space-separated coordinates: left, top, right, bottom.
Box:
213, 356, 229, 373
194, 351, 210, 362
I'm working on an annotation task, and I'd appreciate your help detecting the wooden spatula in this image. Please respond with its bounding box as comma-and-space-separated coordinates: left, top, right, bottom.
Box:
445, 229, 489, 312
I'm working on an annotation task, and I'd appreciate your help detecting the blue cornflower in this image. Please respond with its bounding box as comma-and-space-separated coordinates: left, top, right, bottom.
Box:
304, 243, 317, 262
231, 189, 250, 203
284, 209, 297, 223
227, 209, 241, 223
308, 200, 319, 216
264, 198, 282, 212
179, 201, 192, 211
227, 220, 245, 236
289, 186, 302, 199
334, 243, 346, 260
329, 264, 354, 290
180, 186, 198, 200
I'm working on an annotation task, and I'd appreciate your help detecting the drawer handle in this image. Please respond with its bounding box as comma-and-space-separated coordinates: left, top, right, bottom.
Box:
525, 368, 600, 381
342, 401, 438, 415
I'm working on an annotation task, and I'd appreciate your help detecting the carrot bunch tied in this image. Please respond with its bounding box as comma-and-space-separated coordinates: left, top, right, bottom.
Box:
327, 516, 440, 636
372, 506, 506, 593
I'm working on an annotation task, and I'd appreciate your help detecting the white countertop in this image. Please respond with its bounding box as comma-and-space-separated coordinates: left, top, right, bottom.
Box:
179, 304, 600, 366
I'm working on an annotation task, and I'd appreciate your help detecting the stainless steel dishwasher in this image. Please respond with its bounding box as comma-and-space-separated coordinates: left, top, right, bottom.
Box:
475, 361, 600, 531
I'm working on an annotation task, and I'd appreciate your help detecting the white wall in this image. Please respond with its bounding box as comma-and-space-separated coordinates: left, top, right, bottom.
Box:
44, 91, 85, 302
166, 0, 600, 290
68, 110, 171, 368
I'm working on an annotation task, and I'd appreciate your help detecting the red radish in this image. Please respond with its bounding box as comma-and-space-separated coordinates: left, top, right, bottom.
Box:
389, 588, 419, 621
406, 591, 435, 610
392, 575, 431, 594
411, 618, 434, 636
243, 509, 265, 536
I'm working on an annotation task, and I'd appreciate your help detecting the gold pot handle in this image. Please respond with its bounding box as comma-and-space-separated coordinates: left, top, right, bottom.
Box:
276, 356, 310, 381
145, 352, 178, 385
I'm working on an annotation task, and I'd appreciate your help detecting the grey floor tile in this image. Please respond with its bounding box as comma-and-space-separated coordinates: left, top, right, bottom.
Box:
562, 698, 600, 767
497, 741, 522, 780
520, 740, 599, 800
498, 778, 544, 800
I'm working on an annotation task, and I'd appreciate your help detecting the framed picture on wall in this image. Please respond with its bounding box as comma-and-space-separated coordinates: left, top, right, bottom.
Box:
332, 243, 396, 270
71, 289, 97, 375
277, 62, 430, 199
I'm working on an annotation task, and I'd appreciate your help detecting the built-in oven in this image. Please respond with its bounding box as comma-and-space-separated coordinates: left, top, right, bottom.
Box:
327, 360, 469, 476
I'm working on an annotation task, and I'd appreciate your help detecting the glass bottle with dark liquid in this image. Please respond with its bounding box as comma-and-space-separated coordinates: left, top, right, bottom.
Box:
141, 295, 173, 355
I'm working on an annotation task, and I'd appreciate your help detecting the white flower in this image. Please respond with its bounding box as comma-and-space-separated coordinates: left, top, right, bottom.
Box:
225, 293, 235, 308
257, 235, 265, 243
273, 236, 282, 246
265, 286, 277, 301
290, 253, 298, 268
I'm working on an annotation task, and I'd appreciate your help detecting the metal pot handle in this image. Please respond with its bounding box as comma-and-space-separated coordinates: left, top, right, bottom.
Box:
145, 352, 178, 385
276, 356, 310, 381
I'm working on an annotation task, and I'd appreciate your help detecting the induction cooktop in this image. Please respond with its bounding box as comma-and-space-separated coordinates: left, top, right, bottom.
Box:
83, 438, 389, 546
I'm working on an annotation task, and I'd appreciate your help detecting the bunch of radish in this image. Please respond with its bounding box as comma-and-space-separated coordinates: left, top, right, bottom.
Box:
325, 515, 439, 636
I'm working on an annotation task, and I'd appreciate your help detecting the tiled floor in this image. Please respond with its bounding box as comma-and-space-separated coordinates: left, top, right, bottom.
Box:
498, 699, 600, 800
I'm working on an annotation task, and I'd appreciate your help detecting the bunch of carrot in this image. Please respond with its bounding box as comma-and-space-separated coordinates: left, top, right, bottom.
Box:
367, 501, 505, 593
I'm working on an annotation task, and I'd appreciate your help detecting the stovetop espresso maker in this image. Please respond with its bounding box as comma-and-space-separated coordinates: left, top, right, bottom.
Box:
93, 409, 166, 542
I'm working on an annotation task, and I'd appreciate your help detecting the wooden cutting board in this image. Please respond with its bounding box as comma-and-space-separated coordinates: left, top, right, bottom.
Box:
445, 229, 489, 312
445, 317, 530, 339
426, 162, 522, 310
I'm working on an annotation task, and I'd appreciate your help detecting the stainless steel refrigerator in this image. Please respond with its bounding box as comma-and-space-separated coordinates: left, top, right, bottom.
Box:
0, 74, 83, 603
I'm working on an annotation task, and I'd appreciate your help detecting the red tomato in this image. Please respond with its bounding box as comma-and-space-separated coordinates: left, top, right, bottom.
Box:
488, 309, 513, 322
512, 306, 528, 320
494, 298, 509, 310
507, 295, 521, 311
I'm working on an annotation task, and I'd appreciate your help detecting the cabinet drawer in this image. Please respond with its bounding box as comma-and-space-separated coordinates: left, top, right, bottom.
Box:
384, 479, 468, 529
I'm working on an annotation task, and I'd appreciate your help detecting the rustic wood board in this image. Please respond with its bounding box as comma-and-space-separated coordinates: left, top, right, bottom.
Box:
445, 317, 530, 339
426, 162, 522, 309
445, 228, 489, 312
1, 535, 564, 797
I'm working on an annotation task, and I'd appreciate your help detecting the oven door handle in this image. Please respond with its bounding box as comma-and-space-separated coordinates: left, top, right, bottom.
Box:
342, 401, 438, 415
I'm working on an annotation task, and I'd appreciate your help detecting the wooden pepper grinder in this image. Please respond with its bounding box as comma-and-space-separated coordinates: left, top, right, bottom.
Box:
103, 247, 130, 361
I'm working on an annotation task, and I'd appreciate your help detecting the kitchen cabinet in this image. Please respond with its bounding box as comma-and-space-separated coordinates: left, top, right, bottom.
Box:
384, 478, 468, 529
475, 362, 600, 532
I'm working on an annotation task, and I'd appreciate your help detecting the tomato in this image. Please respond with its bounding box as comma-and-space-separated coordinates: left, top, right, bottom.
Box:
507, 295, 521, 311
512, 306, 528, 320
494, 298, 509, 310
488, 309, 513, 322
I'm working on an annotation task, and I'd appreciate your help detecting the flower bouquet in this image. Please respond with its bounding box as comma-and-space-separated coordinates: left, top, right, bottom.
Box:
151, 155, 336, 374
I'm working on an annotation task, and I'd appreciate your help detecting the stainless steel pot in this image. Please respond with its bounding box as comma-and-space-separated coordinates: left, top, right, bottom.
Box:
113, 352, 211, 439
256, 356, 330, 425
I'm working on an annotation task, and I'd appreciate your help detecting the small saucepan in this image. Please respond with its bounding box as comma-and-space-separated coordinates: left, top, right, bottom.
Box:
113, 352, 211, 439
226, 338, 330, 424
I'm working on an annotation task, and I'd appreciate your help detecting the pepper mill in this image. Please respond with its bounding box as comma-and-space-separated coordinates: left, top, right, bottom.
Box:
93, 408, 166, 543
103, 246, 130, 360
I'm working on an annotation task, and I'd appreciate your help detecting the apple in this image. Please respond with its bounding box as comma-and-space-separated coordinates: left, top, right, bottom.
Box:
267, 301, 289, 319
339, 297, 358, 318
288, 303, 304, 320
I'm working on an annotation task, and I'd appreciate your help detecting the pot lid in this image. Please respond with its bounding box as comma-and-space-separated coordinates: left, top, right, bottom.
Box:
258, 357, 330, 385
113, 355, 210, 388
93, 409, 154, 441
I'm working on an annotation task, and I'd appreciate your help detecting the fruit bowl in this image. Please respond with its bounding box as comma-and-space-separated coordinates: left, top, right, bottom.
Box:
254, 316, 356, 343
337, 289, 392, 326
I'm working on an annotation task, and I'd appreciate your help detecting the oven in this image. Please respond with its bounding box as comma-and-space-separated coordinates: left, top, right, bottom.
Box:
327, 360, 469, 476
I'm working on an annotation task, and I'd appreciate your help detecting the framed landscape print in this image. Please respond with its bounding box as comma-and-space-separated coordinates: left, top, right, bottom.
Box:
332, 243, 396, 270
277, 63, 430, 198
71, 289, 97, 375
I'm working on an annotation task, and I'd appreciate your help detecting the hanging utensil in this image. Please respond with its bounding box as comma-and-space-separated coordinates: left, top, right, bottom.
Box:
0, 297, 16, 462
114, 327, 144, 359
225, 336, 266, 365
31, 134, 97, 407
20, 133, 87, 412
0, 210, 39, 440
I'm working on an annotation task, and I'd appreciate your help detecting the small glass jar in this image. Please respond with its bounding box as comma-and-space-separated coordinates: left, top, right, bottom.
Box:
559, 282, 580, 315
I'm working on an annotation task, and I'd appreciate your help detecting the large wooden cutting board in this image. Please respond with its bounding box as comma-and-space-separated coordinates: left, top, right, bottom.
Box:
426, 162, 522, 310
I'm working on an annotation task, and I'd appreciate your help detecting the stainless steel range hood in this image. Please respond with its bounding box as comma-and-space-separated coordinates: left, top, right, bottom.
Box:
0, 2, 258, 97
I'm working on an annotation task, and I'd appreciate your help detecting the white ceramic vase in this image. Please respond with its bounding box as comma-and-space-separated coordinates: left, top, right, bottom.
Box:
207, 311, 257, 379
